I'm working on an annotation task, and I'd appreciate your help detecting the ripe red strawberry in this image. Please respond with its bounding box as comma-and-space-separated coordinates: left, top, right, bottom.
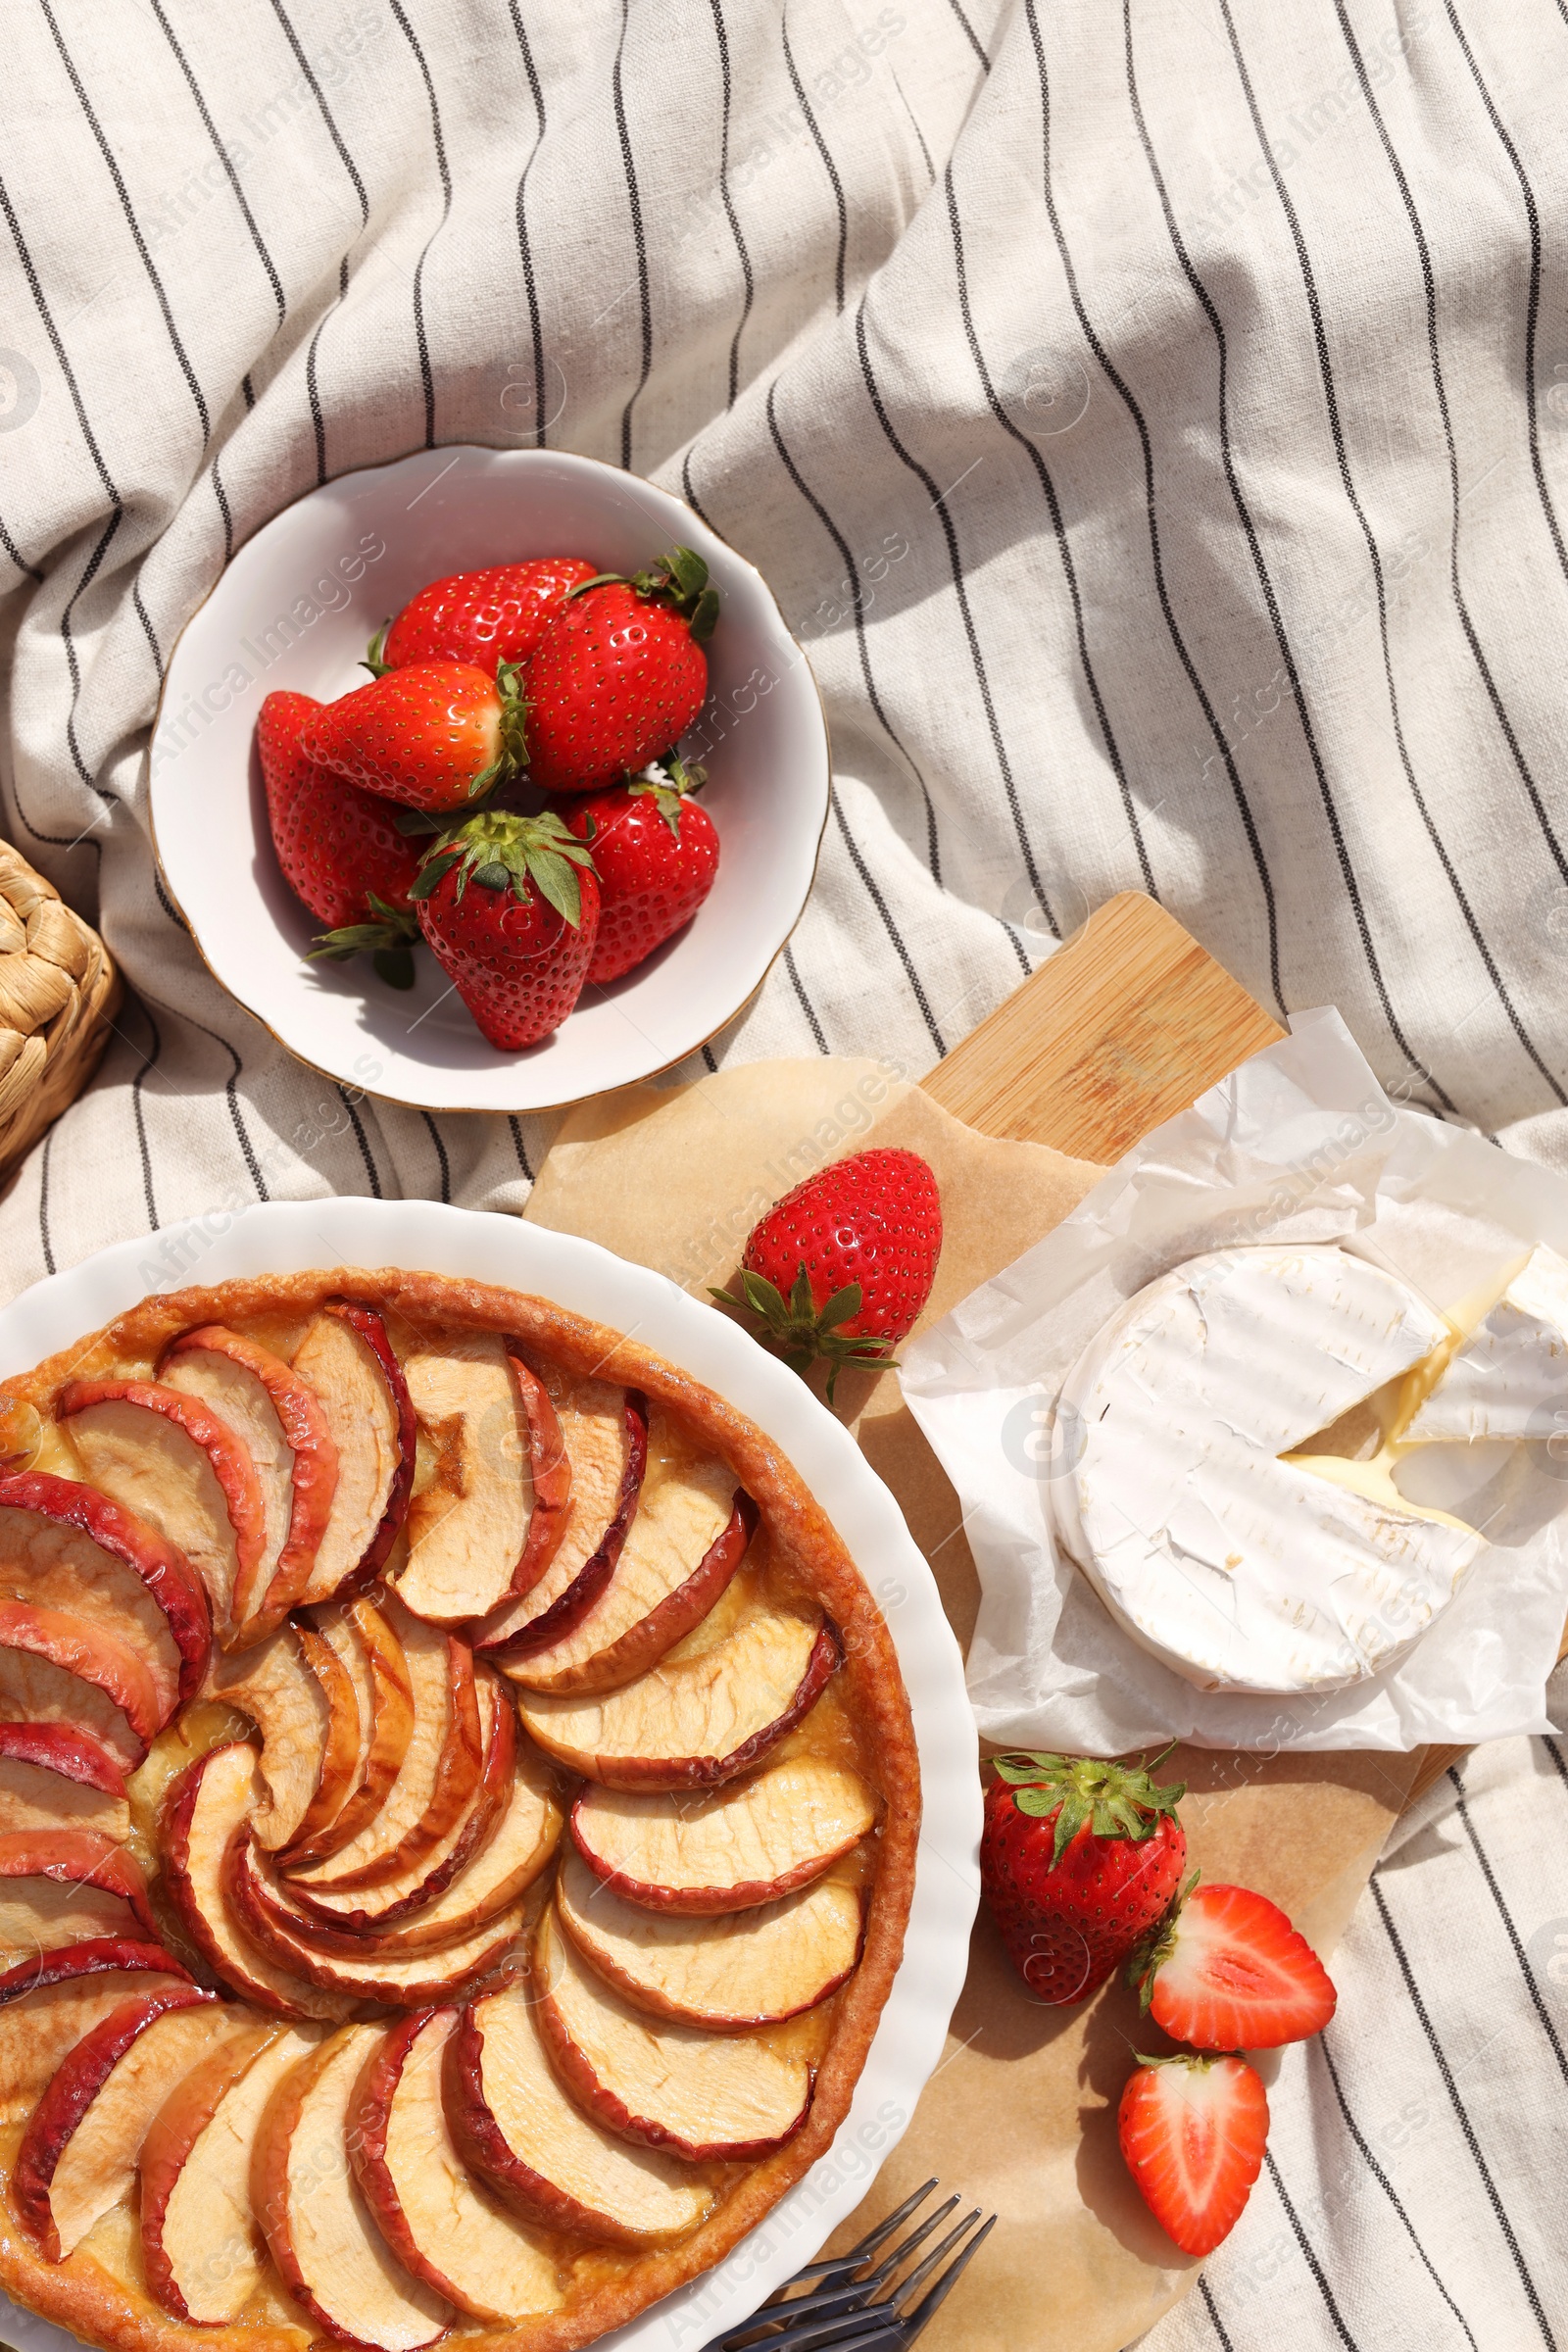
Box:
369, 558, 598, 677
302, 661, 528, 813
1118, 2053, 1268, 2257
525, 546, 718, 794
1131, 1882, 1337, 2050
411, 809, 599, 1050
980, 1750, 1188, 2003
561, 757, 719, 984
714, 1148, 942, 1399
258, 690, 420, 986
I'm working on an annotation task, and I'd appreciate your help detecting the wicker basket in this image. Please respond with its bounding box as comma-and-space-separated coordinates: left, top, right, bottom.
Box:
0, 843, 121, 1186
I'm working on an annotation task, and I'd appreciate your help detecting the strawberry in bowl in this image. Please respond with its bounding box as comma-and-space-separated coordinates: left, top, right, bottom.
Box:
526, 547, 718, 795
159, 445, 829, 1109
260, 546, 721, 1054
257, 693, 420, 989
368, 558, 597, 677
560, 758, 720, 987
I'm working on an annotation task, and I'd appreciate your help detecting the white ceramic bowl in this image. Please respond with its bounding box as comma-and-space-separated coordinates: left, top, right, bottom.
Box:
149, 449, 829, 1113
0, 1200, 978, 2352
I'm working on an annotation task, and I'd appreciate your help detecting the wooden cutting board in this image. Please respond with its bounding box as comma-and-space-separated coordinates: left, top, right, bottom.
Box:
919, 888, 1564, 1809
922, 887, 1284, 1160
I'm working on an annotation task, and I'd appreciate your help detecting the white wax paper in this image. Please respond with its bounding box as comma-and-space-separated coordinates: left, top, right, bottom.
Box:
899, 1009, 1568, 1752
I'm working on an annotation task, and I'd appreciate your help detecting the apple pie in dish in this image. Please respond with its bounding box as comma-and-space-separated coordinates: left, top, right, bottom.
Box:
0, 1268, 918, 2352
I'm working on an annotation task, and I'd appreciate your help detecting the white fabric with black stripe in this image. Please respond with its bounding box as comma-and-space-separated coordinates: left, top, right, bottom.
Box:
1142, 1697, 1568, 2352
1, 3, 1566, 2336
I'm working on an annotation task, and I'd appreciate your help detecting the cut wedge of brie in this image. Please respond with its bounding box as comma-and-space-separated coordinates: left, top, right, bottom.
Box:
1049, 1245, 1487, 1694
1403, 1244, 1568, 1445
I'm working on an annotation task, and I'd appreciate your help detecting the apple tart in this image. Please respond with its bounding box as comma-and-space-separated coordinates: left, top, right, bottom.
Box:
0, 1269, 918, 2352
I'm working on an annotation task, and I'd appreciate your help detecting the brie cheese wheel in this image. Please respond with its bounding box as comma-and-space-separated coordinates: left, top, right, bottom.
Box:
1049, 1245, 1486, 1693
1404, 1244, 1568, 1444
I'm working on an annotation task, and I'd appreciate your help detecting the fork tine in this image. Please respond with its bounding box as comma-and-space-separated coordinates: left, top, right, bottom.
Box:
882, 2208, 983, 2308
861, 2195, 960, 2285
895, 2212, 997, 2346
716, 2301, 897, 2352
723, 2200, 975, 2351
784, 2180, 944, 2281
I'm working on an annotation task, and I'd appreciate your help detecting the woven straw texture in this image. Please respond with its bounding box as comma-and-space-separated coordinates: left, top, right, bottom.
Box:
0, 845, 119, 1187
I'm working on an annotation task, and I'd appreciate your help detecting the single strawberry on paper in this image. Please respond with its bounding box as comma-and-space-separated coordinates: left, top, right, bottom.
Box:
526, 545, 718, 794
411, 809, 599, 1050
258, 690, 421, 987
368, 558, 598, 677
712, 1147, 942, 1401
302, 660, 529, 812
980, 1749, 1187, 2004
562, 757, 719, 984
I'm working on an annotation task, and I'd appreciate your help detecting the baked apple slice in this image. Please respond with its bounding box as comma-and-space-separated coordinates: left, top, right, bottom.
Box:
251, 2022, 452, 2352
0, 1721, 131, 1840
350, 2008, 562, 2322
516, 1606, 840, 1790
208, 1622, 359, 1854
238, 1721, 561, 1957
0, 1962, 193, 2122
0, 1826, 161, 1955
281, 1594, 482, 1893
57, 1377, 266, 1636
556, 1847, 863, 2029
0, 1472, 210, 1723
161, 1324, 337, 1641
0, 1596, 159, 1771
291, 1302, 414, 1606
226, 1835, 526, 2005
472, 1382, 647, 1658
277, 1669, 513, 1936
571, 1756, 879, 1913
288, 1594, 416, 1867
396, 1335, 567, 1625
506, 1447, 752, 1694
0, 1939, 187, 2004
15, 1982, 244, 2259
141, 2022, 323, 2325
286, 1621, 364, 1855
447, 1979, 711, 2246
159, 1742, 357, 2023
532, 1906, 812, 2160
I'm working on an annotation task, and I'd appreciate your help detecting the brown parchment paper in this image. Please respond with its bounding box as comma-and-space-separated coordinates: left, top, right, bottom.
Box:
525, 1058, 1424, 2350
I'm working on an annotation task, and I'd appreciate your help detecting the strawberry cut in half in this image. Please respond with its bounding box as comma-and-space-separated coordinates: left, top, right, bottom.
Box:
302, 660, 529, 813
978, 1748, 1187, 2005
526, 546, 717, 794
368, 558, 599, 678
258, 691, 422, 988
562, 757, 719, 985
1118, 2052, 1268, 2258
713, 1148, 943, 1401
1131, 1880, 1338, 2050
411, 808, 600, 1050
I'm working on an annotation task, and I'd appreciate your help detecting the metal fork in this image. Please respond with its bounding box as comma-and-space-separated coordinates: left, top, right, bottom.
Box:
710, 2180, 997, 2352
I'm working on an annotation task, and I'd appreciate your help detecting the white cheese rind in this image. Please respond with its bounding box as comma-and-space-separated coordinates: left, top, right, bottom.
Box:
1050, 1245, 1483, 1694
1405, 1245, 1568, 1445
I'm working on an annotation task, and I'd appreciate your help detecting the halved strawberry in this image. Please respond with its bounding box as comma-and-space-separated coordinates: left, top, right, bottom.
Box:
1132, 1882, 1337, 2050
1118, 2052, 1268, 2258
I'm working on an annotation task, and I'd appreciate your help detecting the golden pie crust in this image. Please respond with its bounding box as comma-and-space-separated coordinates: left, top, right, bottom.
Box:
0, 1268, 921, 2352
